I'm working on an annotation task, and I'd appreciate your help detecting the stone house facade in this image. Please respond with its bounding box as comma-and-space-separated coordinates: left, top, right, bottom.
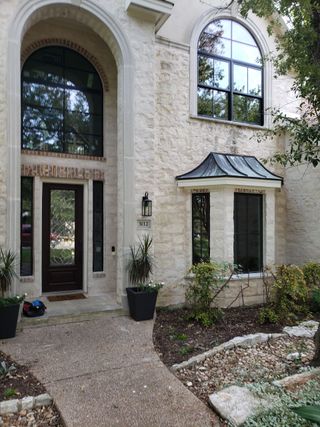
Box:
0, 0, 308, 309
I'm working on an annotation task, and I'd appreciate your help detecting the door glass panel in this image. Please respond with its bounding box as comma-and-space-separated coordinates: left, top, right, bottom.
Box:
50, 189, 75, 265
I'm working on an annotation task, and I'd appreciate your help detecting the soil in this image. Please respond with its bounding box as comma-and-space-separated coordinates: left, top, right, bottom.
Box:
0, 351, 45, 401
0, 351, 64, 426
153, 305, 287, 366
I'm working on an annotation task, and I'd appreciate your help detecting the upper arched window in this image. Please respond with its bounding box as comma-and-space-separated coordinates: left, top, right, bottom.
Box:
22, 46, 103, 156
198, 19, 263, 125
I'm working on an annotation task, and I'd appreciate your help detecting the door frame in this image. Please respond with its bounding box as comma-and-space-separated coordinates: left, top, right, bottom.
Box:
40, 179, 89, 294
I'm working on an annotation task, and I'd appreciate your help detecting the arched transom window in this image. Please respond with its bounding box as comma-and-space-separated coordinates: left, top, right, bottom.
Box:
198, 19, 263, 125
22, 46, 103, 156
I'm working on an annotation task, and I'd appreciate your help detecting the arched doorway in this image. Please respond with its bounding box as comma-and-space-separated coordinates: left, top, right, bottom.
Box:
7, 1, 135, 305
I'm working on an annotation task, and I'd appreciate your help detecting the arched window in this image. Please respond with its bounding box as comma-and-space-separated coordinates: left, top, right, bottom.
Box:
198, 19, 263, 125
22, 46, 103, 156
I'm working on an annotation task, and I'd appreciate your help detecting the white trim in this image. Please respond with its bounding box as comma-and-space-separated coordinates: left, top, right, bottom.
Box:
7, 0, 135, 304
177, 177, 282, 189
125, 0, 174, 15
189, 9, 273, 128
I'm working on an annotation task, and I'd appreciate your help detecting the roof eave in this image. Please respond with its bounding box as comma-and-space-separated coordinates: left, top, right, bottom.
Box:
177, 176, 283, 189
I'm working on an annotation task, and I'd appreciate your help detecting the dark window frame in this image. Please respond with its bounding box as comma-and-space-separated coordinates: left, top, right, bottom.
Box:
93, 181, 104, 272
197, 19, 264, 126
234, 192, 263, 273
20, 177, 34, 276
192, 193, 210, 264
21, 46, 104, 157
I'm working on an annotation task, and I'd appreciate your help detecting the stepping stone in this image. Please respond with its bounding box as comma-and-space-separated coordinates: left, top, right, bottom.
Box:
209, 385, 269, 426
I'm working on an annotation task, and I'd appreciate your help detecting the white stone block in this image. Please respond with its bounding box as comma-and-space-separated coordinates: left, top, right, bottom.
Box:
209, 386, 269, 426
0, 399, 19, 414
21, 396, 34, 410
34, 393, 52, 407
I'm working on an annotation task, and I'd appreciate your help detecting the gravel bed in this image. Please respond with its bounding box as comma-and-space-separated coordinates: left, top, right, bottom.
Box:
1, 405, 64, 427
175, 336, 315, 404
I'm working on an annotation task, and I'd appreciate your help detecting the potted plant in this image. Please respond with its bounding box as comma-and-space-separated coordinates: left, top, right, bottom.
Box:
126, 235, 164, 321
0, 249, 23, 339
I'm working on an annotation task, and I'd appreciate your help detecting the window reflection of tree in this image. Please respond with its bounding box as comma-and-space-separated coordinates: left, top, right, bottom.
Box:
197, 19, 263, 125
22, 46, 103, 156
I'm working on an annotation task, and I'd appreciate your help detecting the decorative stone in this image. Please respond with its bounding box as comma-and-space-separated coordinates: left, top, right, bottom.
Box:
273, 368, 320, 390
34, 394, 52, 407
0, 399, 19, 414
209, 386, 269, 426
283, 325, 316, 338
21, 396, 34, 410
286, 352, 306, 361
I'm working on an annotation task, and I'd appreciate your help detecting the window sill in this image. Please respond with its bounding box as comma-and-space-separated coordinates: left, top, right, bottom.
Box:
185, 271, 263, 281
93, 272, 106, 279
20, 276, 34, 283
189, 114, 269, 131
231, 272, 263, 281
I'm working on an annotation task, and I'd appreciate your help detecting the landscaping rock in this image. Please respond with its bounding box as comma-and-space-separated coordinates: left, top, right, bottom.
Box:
209, 385, 269, 426
0, 399, 19, 415
273, 368, 320, 390
34, 393, 53, 407
21, 396, 34, 410
286, 352, 306, 361
283, 321, 319, 338
171, 333, 285, 371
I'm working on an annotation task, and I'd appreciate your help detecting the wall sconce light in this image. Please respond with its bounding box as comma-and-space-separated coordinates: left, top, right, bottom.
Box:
142, 192, 152, 217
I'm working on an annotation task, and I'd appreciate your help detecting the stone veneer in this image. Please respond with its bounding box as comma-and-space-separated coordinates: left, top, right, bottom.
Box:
0, 0, 298, 308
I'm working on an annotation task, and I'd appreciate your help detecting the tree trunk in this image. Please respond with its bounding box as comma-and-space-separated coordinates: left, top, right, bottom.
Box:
312, 323, 320, 366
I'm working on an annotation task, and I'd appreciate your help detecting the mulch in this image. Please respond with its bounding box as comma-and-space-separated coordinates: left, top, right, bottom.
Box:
0, 351, 45, 401
0, 351, 64, 426
153, 305, 286, 366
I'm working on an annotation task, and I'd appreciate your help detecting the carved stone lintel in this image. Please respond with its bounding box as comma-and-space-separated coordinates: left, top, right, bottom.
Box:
21, 164, 104, 181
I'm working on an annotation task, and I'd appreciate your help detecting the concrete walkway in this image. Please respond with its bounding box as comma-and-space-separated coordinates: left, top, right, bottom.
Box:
1, 315, 217, 426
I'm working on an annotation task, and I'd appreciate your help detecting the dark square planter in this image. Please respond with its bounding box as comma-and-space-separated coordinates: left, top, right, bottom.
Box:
0, 303, 20, 339
126, 287, 158, 321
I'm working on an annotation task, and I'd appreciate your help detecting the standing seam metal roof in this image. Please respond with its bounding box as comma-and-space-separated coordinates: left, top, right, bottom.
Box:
176, 152, 283, 182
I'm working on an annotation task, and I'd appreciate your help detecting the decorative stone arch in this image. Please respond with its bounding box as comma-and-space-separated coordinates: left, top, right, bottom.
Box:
22, 39, 110, 91
7, 0, 135, 303
189, 7, 273, 128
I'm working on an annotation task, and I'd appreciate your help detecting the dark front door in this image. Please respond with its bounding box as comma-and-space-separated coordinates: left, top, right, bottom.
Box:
42, 183, 83, 293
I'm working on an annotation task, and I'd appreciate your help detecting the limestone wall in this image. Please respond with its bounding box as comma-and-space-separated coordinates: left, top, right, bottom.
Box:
0, 0, 294, 307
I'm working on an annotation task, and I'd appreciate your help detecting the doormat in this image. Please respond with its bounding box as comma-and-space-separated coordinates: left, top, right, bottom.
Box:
47, 293, 86, 302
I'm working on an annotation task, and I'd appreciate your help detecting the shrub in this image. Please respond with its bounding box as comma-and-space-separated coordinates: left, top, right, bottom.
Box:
302, 262, 320, 312
259, 264, 308, 324
303, 262, 320, 289
185, 261, 231, 327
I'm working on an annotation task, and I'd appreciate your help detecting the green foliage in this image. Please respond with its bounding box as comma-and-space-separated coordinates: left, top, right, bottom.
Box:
237, 0, 320, 167
0, 249, 17, 298
258, 307, 279, 324
0, 295, 25, 308
179, 345, 194, 356
259, 264, 308, 324
0, 360, 16, 377
303, 262, 320, 288
185, 261, 231, 327
171, 332, 188, 342
292, 405, 320, 424
4, 388, 17, 399
311, 288, 320, 312
245, 380, 320, 426
127, 235, 153, 286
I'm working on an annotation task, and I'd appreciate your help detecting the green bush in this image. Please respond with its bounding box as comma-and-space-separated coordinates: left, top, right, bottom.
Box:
302, 262, 320, 312
303, 262, 320, 289
258, 306, 279, 324
185, 261, 230, 327
259, 264, 308, 324
311, 288, 320, 312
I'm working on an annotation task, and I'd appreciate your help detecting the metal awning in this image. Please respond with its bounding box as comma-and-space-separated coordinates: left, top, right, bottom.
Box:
176, 152, 283, 189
